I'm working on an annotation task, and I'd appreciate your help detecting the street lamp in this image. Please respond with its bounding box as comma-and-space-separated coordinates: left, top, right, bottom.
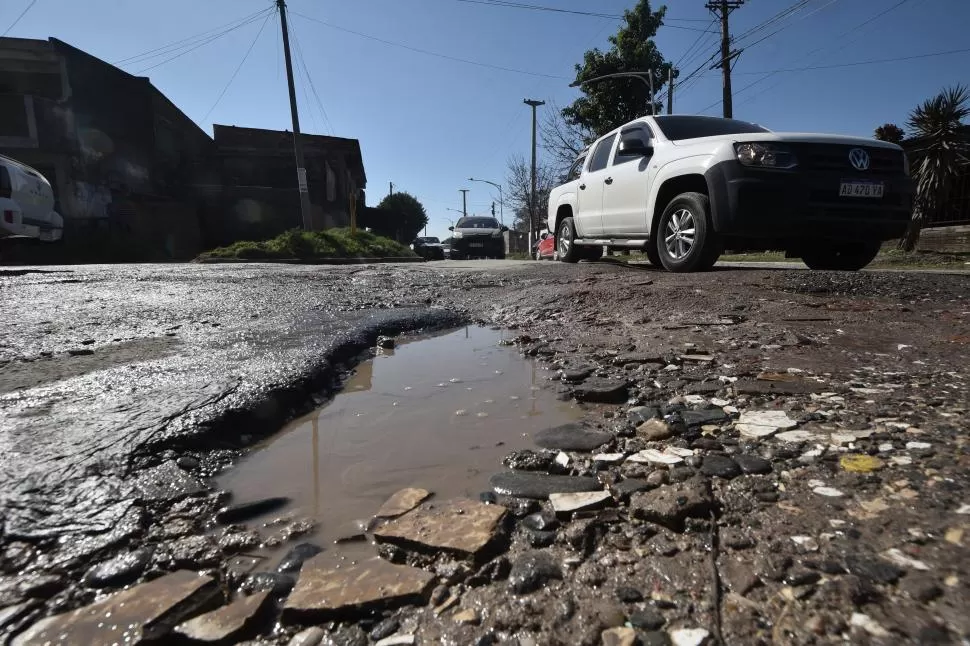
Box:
570, 71, 657, 114
468, 178, 504, 226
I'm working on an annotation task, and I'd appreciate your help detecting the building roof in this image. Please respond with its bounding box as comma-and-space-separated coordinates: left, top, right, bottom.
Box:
212, 124, 365, 181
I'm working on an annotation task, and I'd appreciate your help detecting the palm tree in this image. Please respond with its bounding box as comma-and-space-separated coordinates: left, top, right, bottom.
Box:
902, 85, 970, 250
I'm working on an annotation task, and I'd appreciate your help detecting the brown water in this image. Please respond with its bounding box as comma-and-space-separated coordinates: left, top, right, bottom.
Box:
216, 325, 580, 557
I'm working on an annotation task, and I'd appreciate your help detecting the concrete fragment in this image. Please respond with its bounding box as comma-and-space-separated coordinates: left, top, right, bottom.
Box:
283, 557, 433, 623
373, 498, 506, 556
602, 626, 637, 646
375, 488, 431, 519
593, 453, 625, 463
627, 449, 686, 465
775, 430, 819, 443
882, 548, 929, 571
134, 461, 207, 502
670, 627, 711, 646
452, 608, 480, 625
637, 419, 673, 440
850, 613, 890, 638
812, 486, 844, 497
630, 477, 715, 530
737, 410, 798, 438
549, 491, 612, 514
174, 590, 270, 643
374, 635, 416, 646
13, 570, 217, 646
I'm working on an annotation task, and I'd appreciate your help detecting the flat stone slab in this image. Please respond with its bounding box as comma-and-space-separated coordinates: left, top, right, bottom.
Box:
737, 410, 799, 439
174, 590, 270, 642
283, 557, 433, 623
490, 471, 601, 500
630, 478, 715, 530
735, 378, 826, 395
14, 570, 217, 646
534, 424, 612, 452
549, 491, 613, 514
373, 498, 506, 556
375, 488, 432, 519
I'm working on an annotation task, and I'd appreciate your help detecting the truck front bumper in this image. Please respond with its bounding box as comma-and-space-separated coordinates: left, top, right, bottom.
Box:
704, 161, 914, 242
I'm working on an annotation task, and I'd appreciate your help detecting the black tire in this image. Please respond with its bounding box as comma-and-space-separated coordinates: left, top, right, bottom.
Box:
583, 245, 603, 261
557, 217, 581, 263
644, 238, 662, 267
656, 192, 721, 272
801, 241, 880, 271
496, 252, 506, 260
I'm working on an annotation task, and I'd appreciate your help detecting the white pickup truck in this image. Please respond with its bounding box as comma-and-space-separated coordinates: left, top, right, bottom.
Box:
547, 115, 913, 272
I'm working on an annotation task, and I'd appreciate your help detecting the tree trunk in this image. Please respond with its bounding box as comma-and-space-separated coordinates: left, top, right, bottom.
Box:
899, 208, 924, 252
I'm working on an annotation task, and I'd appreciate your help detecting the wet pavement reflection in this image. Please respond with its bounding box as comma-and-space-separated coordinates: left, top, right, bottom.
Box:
215, 325, 580, 555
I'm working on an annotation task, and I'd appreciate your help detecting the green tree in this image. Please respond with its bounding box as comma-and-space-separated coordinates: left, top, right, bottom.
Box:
901, 85, 970, 250
874, 123, 906, 143
375, 191, 429, 242
561, 1, 674, 143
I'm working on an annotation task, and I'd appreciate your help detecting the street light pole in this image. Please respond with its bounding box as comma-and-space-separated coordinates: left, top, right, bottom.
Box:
524, 99, 545, 249
459, 189, 469, 218
570, 72, 655, 115
468, 178, 504, 226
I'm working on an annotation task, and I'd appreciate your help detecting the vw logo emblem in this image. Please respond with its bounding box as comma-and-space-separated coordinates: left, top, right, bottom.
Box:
849, 148, 870, 171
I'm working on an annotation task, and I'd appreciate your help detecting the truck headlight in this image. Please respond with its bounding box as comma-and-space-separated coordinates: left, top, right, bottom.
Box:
735, 143, 798, 169
452, 230, 463, 239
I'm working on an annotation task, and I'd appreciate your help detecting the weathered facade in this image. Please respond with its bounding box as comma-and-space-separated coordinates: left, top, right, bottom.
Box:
0, 37, 368, 262
0, 37, 212, 260
202, 125, 366, 247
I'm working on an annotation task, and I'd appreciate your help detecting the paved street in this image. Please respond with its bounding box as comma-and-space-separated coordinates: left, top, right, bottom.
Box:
1, 260, 969, 643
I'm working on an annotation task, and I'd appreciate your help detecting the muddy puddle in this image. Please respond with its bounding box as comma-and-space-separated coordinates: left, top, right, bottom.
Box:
216, 325, 580, 561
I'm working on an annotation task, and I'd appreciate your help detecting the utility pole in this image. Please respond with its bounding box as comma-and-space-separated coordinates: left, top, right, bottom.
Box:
459, 189, 469, 218
524, 99, 545, 248
667, 67, 675, 114
706, 0, 744, 119
648, 71, 655, 115
388, 182, 394, 198
276, 0, 312, 230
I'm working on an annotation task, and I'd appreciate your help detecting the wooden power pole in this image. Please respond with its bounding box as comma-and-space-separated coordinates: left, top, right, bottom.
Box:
276, 0, 313, 230
706, 0, 744, 119
524, 99, 545, 248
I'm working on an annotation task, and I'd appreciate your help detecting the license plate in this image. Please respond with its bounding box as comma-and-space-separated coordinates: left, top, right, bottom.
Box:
469, 242, 483, 248
839, 181, 884, 198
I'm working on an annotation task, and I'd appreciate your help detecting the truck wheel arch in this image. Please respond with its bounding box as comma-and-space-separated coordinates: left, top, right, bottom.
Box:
554, 204, 574, 238
650, 174, 711, 241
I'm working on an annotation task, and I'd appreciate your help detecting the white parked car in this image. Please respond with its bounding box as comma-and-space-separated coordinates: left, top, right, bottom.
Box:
0, 154, 63, 243
547, 115, 914, 272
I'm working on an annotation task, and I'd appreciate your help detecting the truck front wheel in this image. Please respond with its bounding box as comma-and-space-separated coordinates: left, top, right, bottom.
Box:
656, 192, 721, 272
557, 217, 581, 263
800, 241, 880, 271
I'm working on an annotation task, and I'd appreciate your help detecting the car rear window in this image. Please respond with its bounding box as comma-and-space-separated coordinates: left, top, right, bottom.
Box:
654, 116, 770, 141
457, 217, 499, 229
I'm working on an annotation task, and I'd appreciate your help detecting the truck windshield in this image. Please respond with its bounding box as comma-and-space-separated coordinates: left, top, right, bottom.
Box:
654, 116, 770, 141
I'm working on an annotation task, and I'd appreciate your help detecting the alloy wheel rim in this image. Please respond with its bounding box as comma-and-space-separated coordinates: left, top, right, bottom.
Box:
558, 226, 571, 257
664, 209, 696, 260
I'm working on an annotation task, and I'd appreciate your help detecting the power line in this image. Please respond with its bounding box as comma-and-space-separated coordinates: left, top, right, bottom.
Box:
199, 10, 272, 124
289, 18, 335, 135
114, 8, 271, 65
448, 0, 710, 23
674, 18, 719, 69
290, 11, 567, 79
131, 9, 274, 74
2, 0, 37, 36
738, 46, 970, 75
736, 0, 840, 51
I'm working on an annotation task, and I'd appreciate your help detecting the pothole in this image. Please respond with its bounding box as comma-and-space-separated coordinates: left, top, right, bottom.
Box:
214, 325, 580, 561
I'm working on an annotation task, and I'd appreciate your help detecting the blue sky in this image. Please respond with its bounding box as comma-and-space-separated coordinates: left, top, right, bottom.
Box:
5, 0, 969, 239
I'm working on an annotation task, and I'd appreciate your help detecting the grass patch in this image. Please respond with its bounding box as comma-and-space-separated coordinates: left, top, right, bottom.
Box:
198, 228, 417, 261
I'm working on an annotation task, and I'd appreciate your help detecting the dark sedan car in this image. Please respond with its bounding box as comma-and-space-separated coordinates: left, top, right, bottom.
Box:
448, 216, 508, 259
411, 236, 446, 260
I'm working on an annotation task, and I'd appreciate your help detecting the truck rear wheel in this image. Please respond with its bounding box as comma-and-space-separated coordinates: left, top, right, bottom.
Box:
557, 217, 581, 263
644, 239, 662, 267
656, 192, 721, 272
801, 241, 880, 271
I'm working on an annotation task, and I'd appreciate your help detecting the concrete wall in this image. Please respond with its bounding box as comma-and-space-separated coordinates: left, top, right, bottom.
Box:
917, 225, 970, 254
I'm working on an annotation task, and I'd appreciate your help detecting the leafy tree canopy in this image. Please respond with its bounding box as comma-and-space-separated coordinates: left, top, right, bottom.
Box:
562, 0, 674, 141
874, 123, 906, 144
375, 191, 429, 242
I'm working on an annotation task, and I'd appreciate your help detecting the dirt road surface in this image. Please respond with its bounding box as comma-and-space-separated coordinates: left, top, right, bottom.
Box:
1, 260, 968, 645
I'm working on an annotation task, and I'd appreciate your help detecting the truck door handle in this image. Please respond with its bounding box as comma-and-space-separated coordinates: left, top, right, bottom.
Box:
579, 184, 586, 190
605, 177, 614, 185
